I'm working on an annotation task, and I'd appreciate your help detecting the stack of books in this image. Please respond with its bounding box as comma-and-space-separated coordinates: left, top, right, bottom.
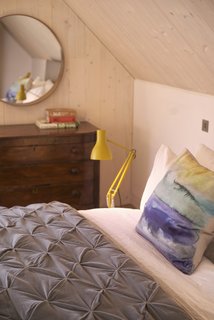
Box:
35, 108, 80, 129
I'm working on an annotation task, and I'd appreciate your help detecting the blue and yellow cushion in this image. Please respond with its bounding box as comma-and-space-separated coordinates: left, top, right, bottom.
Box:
136, 149, 214, 274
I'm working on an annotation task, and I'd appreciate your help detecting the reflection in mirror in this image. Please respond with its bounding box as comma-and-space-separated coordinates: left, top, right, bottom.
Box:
0, 15, 63, 105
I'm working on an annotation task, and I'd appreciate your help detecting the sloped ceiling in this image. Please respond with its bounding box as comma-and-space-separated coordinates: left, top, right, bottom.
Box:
1, 15, 62, 61
64, 0, 214, 95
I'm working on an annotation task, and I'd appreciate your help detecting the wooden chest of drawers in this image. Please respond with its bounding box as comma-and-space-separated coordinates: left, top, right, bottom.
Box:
0, 122, 99, 209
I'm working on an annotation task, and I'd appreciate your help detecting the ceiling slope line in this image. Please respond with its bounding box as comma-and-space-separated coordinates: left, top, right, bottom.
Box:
62, 0, 135, 79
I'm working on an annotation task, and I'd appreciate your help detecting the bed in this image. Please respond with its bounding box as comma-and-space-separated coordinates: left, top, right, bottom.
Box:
0, 144, 214, 320
80, 207, 214, 320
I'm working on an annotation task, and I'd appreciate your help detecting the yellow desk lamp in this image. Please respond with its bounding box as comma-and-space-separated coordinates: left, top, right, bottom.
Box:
91, 130, 136, 208
16, 84, 26, 102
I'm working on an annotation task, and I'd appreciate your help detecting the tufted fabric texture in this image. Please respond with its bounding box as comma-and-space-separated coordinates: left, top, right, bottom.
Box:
0, 201, 191, 320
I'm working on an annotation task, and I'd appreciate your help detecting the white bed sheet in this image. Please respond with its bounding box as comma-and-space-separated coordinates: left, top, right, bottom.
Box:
79, 207, 214, 320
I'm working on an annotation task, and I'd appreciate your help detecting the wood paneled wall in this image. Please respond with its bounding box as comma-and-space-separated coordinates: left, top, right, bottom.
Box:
0, 0, 134, 207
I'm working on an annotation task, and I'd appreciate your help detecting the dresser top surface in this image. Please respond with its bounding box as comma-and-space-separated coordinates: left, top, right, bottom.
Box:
0, 122, 97, 139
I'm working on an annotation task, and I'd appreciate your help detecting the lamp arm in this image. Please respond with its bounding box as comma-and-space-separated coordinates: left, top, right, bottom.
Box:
107, 139, 130, 153
106, 149, 136, 208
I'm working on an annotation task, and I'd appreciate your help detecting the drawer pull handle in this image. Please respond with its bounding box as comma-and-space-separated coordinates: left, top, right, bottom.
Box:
70, 168, 79, 175
71, 190, 81, 198
32, 187, 38, 194
71, 147, 79, 154
32, 184, 50, 194
32, 145, 39, 151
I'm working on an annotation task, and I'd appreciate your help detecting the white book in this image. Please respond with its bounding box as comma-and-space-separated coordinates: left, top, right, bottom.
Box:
35, 119, 79, 129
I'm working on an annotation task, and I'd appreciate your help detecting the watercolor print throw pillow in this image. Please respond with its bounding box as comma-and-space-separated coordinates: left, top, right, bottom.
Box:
136, 149, 214, 274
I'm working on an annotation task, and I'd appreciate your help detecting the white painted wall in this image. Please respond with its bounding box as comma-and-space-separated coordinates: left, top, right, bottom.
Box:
0, 26, 31, 98
132, 79, 214, 208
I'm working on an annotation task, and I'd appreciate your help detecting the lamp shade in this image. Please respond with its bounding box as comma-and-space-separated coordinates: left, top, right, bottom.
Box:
90, 130, 112, 160
16, 84, 26, 101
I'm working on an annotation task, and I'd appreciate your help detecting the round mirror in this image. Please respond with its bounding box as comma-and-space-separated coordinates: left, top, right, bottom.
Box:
0, 14, 64, 106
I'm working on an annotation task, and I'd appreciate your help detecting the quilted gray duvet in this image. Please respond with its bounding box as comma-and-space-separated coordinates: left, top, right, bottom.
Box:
0, 201, 191, 320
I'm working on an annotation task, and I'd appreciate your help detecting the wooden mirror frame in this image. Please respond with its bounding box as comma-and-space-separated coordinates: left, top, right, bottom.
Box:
0, 14, 64, 106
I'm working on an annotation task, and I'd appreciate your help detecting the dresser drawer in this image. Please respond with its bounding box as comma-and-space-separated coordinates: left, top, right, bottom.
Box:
0, 161, 94, 186
0, 182, 95, 209
0, 132, 96, 147
0, 142, 94, 164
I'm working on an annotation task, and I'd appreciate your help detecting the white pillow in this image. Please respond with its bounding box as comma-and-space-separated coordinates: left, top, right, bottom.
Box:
29, 86, 45, 97
195, 144, 214, 171
32, 76, 45, 87
140, 144, 176, 211
25, 86, 45, 102
44, 80, 54, 93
